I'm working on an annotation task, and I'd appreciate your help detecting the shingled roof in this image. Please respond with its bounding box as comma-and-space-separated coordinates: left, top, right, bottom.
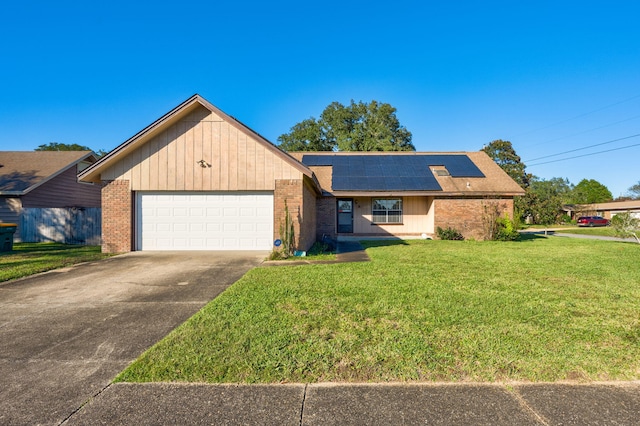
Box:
0, 151, 96, 195
290, 151, 525, 197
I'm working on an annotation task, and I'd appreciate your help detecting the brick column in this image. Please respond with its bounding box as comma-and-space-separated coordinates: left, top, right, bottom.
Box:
101, 180, 132, 253
275, 179, 314, 251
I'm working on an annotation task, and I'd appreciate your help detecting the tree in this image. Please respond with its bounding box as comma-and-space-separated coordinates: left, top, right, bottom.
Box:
525, 177, 573, 225
570, 179, 613, 204
481, 139, 531, 222
35, 142, 107, 157
627, 181, 640, 199
610, 212, 640, 244
278, 100, 414, 152
481, 139, 529, 188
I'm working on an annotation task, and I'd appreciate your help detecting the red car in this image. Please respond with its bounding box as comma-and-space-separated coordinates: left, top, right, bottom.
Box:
577, 216, 610, 227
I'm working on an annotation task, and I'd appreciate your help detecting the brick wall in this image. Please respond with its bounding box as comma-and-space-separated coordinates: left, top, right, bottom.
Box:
434, 198, 514, 240
274, 179, 316, 252
101, 180, 132, 253
300, 182, 317, 250
316, 196, 336, 240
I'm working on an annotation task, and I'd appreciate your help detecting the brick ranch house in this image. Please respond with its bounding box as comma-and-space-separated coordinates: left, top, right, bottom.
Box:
79, 94, 524, 253
564, 200, 640, 221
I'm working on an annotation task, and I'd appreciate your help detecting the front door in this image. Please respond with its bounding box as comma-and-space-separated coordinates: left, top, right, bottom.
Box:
337, 199, 353, 233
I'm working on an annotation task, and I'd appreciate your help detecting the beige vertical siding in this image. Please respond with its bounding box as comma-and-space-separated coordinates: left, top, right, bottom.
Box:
101, 105, 302, 190
353, 196, 431, 235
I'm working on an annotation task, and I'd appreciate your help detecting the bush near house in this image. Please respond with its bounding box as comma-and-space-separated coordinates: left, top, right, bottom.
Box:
436, 227, 464, 240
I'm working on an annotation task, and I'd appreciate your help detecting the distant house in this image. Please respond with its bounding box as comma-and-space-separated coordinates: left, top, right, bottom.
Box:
0, 151, 102, 243
79, 94, 524, 253
564, 200, 640, 220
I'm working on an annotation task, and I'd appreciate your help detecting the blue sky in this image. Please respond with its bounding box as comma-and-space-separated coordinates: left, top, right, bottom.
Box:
1, 1, 639, 197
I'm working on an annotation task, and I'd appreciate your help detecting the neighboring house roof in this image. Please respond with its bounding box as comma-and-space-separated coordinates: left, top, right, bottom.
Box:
79, 94, 319, 190
292, 151, 524, 197
0, 151, 96, 195
566, 200, 640, 212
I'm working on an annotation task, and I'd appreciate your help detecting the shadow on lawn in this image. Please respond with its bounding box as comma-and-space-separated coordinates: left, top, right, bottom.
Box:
515, 233, 549, 242
359, 239, 411, 249
360, 234, 547, 247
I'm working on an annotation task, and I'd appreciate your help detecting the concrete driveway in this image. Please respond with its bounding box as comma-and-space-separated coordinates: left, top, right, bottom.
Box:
0, 251, 267, 426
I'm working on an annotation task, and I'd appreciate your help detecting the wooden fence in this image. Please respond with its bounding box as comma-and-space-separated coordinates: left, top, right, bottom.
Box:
19, 208, 101, 245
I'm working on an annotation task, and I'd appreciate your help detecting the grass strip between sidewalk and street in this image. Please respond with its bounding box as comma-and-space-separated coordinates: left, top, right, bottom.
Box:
0, 243, 110, 282
554, 227, 620, 237
116, 235, 640, 384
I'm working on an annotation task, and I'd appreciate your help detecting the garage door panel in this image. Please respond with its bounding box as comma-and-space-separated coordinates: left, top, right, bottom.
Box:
137, 191, 273, 251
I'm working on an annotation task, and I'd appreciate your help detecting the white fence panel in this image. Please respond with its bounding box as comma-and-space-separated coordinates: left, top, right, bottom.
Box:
20, 208, 101, 245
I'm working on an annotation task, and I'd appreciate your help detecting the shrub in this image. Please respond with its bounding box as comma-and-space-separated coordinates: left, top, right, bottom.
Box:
560, 214, 572, 224
610, 212, 640, 244
495, 214, 520, 241
436, 227, 464, 240
308, 241, 335, 255
268, 250, 286, 260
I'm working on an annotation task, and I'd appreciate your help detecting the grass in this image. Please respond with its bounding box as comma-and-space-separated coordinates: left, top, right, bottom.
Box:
116, 236, 640, 384
268, 241, 337, 261
555, 226, 619, 237
0, 243, 111, 282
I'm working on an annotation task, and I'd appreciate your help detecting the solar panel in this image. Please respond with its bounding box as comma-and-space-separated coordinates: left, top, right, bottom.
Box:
301, 155, 334, 166
300, 154, 483, 191
424, 155, 484, 177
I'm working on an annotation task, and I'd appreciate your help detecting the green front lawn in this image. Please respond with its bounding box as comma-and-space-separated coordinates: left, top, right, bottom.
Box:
117, 236, 640, 384
0, 243, 110, 282
555, 226, 619, 237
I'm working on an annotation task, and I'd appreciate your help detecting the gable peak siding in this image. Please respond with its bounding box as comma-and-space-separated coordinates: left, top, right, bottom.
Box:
100, 105, 302, 191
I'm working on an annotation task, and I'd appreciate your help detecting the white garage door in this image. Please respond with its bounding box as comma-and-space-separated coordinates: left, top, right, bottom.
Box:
137, 192, 273, 250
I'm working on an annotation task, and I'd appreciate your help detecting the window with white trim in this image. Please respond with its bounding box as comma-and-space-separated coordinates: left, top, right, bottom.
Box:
372, 198, 403, 224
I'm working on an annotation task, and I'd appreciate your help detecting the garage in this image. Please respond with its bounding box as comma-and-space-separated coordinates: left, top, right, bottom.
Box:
79, 95, 319, 253
137, 191, 273, 250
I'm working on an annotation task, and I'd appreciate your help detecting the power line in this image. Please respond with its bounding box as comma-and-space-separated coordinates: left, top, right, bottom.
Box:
512, 93, 640, 138
524, 133, 640, 162
526, 114, 640, 147
528, 140, 640, 167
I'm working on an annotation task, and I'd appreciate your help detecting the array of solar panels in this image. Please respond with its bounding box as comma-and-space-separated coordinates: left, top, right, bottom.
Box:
301, 154, 485, 191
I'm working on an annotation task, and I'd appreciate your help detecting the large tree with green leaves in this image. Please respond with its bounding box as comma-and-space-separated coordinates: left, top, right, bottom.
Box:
36, 142, 93, 151
278, 100, 414, 152
525, 177, 574, 225
35, 142, 106, 157
570, 179, 612, 204
481, 139, 531, 222
481, 139, 529, 187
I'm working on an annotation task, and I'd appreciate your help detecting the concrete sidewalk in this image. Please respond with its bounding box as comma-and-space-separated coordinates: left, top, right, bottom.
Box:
65, 381, 640, 425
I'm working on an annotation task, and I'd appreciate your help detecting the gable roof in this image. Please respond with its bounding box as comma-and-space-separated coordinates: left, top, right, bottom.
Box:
293, 151, 525, 196
0, 151, 96, 195
79, 94, 317, 187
